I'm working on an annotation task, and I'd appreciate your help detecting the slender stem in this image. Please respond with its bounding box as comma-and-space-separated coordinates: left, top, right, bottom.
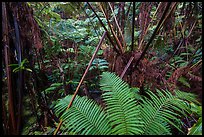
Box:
57, 60, 68, 95
53, 31, 107, 135
131, 2, 135, 51
187, 20, 197, 38
125, 2, 132, 19
120, 56, 134, 78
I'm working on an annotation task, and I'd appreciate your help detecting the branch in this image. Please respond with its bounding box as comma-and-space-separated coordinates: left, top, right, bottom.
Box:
56, 60, 68, 95
120, 56, 134, 78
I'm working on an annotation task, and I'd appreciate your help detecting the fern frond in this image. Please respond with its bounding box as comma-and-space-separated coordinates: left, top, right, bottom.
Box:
175, 90, 200, 105
100, 72, 143, 135
54, 95, 112, 135
53, 72, 198, 135
140, 89, 191, 135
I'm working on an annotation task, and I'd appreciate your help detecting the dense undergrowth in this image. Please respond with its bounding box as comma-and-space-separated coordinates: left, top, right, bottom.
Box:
2, 2, 202, 135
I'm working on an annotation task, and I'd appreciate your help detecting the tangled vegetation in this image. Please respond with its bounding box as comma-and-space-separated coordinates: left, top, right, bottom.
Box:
2, 2, 202, 135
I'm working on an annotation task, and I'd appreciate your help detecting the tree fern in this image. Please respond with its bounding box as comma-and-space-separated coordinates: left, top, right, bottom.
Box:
140, 89, 189, 135
54, 95, 112, 135
53, 72, 198, 135
100, 72, 143, 135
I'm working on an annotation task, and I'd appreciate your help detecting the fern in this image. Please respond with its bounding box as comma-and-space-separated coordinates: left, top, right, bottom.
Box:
175, 90, 200, 105
53, 72, 198, 135
140, 89, 188, 135
89, 58, 109, 71
54, 95, 112, 135
100, 72, 143, 135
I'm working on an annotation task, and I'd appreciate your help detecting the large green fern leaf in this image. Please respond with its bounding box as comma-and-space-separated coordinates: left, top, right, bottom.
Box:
53, 72, 198, 135
54, 95, 112, 135
140, 89, 191, 135
100, 72, 143, 135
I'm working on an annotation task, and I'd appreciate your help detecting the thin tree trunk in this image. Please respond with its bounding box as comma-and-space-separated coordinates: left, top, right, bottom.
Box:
2, 2, 17, 135
13, 12, 23, 135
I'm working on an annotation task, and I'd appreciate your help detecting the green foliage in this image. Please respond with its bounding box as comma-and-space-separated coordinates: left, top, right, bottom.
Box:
21, 96, 38, 135
90, 58, 109, 71
170, 55, 187, 68
44, 81, 79, 95
100, 72, 143, 135
192, 48, 202, 64
187, 102, 202, 135
188, 117, 202, 135
140, 89, 188, 135
9, 59, 32, 73
54, 95, 112, 135
52, 2, 83, 19
175, 89, 200, 105
168, 46, 202, 69
44, 36, 63, 58
25, 2, 202, 135
189, 102, 202, 117
79, 45, 103, 57
178, 76, 191, 88
53, 72, 198, 135
50, 19, 89, 42
130, 87, 142, 100
44, 82, 63, 94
